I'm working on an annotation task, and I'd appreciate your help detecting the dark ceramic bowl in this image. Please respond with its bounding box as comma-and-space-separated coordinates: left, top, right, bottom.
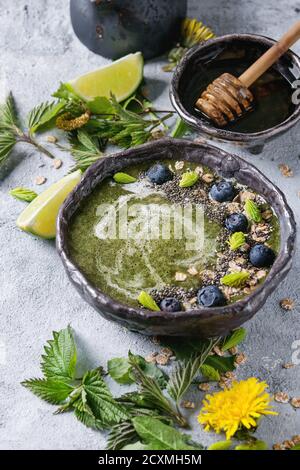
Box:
57, 139, 296, 337
170, 34, 300, 154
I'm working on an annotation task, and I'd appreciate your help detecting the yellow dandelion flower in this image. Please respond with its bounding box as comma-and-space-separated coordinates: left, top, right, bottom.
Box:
198, 377, 277, 440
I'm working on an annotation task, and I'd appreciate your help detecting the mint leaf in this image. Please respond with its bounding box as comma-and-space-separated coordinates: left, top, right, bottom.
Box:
200, 364, 220, 381
113, 172, 137, 184
138, 291, 160, 311
221, 271, 250, 287
222, 328, 247, 351
204, 355, 236, 373
108, 358, 134, 385
132, 417, 199, 450
228, 232, 246, 251
41, 326, 77, 382
10, 187, 37, 202
82, 369, 130, 427
22, 378, 73, 404
244, 199, 262, 223
179, 171, 199, 188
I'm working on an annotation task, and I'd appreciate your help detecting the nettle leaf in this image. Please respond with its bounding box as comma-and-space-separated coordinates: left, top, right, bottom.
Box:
108, 354, 168, 389
9, 187, 37, 202
74, 408, 106, 431
106, 420, 139, 450
0, 92, 20, 129
167, 339, 216, 403
204, 355, 236, 373
27, 101, 65, 134
86, 96, 114, 115
208, 440, 232, 450
221, 271, 250, 288
137, 291, 160, 311
82, 369, 130, 427
113, 172, 137, 184
200, 364, 220, 381
244, 199, 262, 223
0, 131, 17, 166
69, 130, 103, 172
222, 328, 247, 351
160, 337, 214, 361
22, 378, 73, 405
179, 171, 199, 188
228, 232, 246, 251
132, 417, 198, 450
41, 326, 77, 382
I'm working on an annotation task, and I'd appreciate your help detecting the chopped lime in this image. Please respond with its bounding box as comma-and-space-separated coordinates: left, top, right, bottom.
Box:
68, 52, 143, 102
16, 170, 81, 239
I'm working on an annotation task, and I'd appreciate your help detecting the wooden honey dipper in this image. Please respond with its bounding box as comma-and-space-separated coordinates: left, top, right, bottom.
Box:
196, 21, 300, 127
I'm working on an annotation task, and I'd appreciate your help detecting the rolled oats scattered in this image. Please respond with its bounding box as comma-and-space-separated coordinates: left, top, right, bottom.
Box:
278, 164, 293, 177
240, 191, 256, 202
189, 297, 197, 305
279, 298, 295, 311
175, 161, 184, 170
229, 346, 238, 355
282, 440, 295, 449
292, 435, 300, 444
187, 266, 198, 276
145, 352, 158, 364
282, 363, 295, 369
46, 135, 58, 143
198, 382, 210, 391
234, 352, 247, 366
160, 347, 173, 358
262, 209, 273, 221
181, 401, 195, 409
53, 158, 62, 169
202, 173, 214, 184
273, 443, 285, 450
175, 272, 187, 282
35, 176, 46, 185
155, 353, 169, 366
194, 165, 204, 176
213, 346, 224, 357
274, 392, 289, 403
256, 270, 267, 280
291, 397, 300, 408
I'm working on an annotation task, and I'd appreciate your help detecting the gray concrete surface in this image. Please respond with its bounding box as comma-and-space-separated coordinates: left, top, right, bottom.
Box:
0, 0, 299, 450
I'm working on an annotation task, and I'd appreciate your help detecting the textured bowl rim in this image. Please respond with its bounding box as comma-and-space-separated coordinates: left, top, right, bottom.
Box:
56, 138, 296, 327
170, 33, 300, 143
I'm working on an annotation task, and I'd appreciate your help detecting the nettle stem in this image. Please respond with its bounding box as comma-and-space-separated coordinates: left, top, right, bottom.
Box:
18, 133, 56, 159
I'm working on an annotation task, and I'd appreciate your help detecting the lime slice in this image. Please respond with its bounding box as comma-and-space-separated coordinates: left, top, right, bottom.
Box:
68, 52, 143, 102
17, 170, 81, 239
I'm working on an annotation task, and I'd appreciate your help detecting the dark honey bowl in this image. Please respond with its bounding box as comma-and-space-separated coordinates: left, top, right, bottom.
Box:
170, 34, 300, 154
56, 138, 296, 337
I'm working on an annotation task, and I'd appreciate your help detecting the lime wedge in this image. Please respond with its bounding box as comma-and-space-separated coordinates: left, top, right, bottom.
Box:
68, 52, 143, 102
17, 170, 81, 239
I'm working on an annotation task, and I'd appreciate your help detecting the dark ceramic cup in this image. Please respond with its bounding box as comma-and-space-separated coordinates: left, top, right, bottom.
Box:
70, 0, 187, 60
170, 34, 300, 154
57, 139, 296, 337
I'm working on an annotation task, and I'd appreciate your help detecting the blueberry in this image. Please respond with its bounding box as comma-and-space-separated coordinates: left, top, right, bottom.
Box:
197, 285, 226, 307
160, 297, 182, 312
225, 213, 248, 233
249, 244, 276, 267
146, 163, 173, 185
209, 181, 236, 202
